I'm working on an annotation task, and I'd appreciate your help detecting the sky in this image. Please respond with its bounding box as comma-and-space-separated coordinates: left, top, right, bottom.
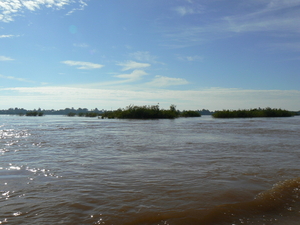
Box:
0, 0, 300, 111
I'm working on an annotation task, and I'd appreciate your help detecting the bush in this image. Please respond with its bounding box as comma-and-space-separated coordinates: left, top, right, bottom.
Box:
78, 112, 85, 117
26, 111, 44, 116
85, 112, 99, 117
67, 112, 76, 117
180, 110, 201, 117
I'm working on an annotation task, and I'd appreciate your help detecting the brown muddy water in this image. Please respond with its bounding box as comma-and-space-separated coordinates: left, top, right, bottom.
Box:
0, 115, 300, 225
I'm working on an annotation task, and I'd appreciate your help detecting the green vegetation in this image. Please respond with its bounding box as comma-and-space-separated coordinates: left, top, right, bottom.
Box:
78, 112, 85, 117
212, 108, 294, 118
64, 105, 201, 119
67, 112, 76, 117
85, 112, 100, 117
101, 104, 180, 119
26, 111, 44, 116
180, 110, 201, 117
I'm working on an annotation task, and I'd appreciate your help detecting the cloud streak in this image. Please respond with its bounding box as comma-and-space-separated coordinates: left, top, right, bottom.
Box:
66, 0, 88, 15
174, 6, 203, 16
61, 60, 104, 70
114, 70, 148, 82
0, 34, 19, 38
73, 43, 89, 48
0, 56, 14, 61
0, 74, 32, 83
162, 0, 300, 48
174, 6, 195, 16
117, 60, 151, 71
177, 55, 203, 62
146, 75, 189, 87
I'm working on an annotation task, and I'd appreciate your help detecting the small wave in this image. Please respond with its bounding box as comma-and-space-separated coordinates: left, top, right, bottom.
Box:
196, 177, 300, 224
118, 178, 300, 225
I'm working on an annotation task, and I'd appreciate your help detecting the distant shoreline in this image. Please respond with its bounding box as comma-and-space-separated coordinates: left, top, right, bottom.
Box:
0, 106, 213, 117
0, 107, 299, 118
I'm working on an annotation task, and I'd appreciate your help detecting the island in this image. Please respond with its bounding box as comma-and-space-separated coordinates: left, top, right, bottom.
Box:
100, 104, 201, 119
212, 108, 295, 118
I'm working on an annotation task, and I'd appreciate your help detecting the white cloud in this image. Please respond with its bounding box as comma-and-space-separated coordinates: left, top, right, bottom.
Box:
0, 0, 88, 22
0, 56, 14, 61
0, 34, 18, 38
117, 60, 151, 71
61, 60, 104, 70
147, 75, 189, 87
22, 1, 41, 11
114, 70, 148, 82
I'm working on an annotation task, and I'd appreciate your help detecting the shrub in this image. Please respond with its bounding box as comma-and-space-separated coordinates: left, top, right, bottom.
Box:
85, 112, 99, 117
180, 110, 201, 117
26, 111, 44, 116
67, 112, 76, 117
26, 111, 37, 116
78, 112, 85, 117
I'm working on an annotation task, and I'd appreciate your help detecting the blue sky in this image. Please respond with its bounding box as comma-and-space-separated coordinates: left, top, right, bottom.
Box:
0, 0, 299, 111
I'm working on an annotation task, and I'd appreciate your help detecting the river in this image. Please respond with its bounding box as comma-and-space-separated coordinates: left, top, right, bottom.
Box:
1, 115, 300, 224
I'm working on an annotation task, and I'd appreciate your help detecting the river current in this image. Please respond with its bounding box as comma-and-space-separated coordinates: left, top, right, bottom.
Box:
0, 115, 300, 224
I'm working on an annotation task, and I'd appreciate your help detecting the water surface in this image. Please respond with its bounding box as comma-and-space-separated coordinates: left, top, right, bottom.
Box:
1, 115, 300, 224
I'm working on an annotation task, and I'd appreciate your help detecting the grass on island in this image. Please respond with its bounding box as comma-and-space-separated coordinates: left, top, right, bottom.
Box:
26, 111, 44, 116
212, 108, 294, 118
180, 110, 201, 117
100, 104, 201, 119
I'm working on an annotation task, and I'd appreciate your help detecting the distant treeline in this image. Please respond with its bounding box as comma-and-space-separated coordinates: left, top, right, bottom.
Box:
0, 107, 214, 116
0, 107, 103, 115
212, 108, 296, 118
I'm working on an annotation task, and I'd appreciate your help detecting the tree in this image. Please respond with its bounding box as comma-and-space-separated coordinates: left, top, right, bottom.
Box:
170, 104, 176, 112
